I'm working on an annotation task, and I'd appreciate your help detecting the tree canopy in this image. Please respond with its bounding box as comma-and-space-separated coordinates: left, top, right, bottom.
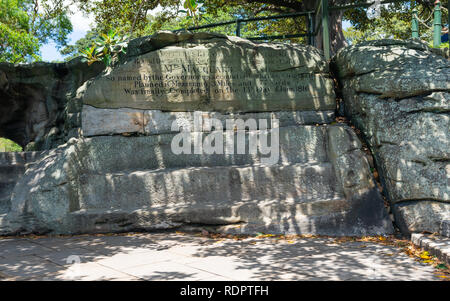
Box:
70, 0, 446, 55
1, 0, 448, 63
0, 0, 73, 63
344, 1, 448, 44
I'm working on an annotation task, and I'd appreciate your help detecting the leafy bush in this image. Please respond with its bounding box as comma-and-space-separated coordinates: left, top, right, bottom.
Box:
81, 29, 128, 66
179, 0, 205, 26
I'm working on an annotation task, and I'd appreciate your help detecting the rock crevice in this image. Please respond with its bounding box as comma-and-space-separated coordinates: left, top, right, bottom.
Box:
333, 39, 450, 234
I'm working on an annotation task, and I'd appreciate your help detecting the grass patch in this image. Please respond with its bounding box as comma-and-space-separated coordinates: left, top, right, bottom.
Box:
0, 138, 22, 152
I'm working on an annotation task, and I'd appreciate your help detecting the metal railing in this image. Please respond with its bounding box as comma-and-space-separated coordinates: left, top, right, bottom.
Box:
173, 11, 314, 41
174, 0, 449, 59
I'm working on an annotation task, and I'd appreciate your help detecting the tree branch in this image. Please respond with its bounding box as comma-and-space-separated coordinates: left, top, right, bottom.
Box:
129, 0, 146, 38
252, 5, 293, 15
242, 0, 305, 11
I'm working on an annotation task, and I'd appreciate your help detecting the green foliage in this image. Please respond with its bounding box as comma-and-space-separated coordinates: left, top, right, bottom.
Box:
61, 30, 99, 61
179, 0, 204, 26
74, 0, 310, 41
80, 29, 128, 66
148, 5, 239, 35
143, 2, 305, 42
245, 12, 307, 43
0, 138, 22, 152
0, 0, 73, 63
198, 0, 308, 42
70, 0, 446, 56
0, 0, 40, 62
75, 0, 180, 38
428, 41, 450, 48
344, 1, 449, 45
344, 13, 410, 44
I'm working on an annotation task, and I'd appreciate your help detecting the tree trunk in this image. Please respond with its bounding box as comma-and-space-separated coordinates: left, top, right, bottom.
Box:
303, 0, 347, 56
246, 0, 349, 55
315, 9, 347, 56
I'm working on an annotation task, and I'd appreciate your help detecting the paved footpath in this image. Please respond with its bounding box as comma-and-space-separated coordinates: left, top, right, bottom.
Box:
0, 232, 442, 281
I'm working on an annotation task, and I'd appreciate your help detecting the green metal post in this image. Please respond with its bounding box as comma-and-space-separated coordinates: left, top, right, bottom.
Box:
236, 20, 241, 37
433, 0, 442, 48
412, 8, 419, 38
307, 13, 313, 45
311, 13, 316, 47
322, 0, 330, 60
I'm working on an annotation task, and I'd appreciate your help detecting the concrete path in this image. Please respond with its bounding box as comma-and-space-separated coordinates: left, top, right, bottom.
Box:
0, 232, 442, 281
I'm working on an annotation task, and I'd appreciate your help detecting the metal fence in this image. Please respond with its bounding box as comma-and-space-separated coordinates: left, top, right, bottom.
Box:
173, 11, 314, 41
174, 0, 450, 60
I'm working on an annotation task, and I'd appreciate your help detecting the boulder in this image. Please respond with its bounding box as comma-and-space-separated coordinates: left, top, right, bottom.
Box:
333, 39, 450, 234
83, 31, 335, 112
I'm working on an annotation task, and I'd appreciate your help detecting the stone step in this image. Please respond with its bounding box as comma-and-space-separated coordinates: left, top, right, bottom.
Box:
82, 106, 335, 137
0, 151, 45, 165
0, 151, 45, 214
0, 204, 9, 215
0, 162, 24, 168
0, 165, 26, 180
0, 153, 26, 165
0, 181, 15, 212
412, 234, 450, 265
68, 195, 384, 236
75, 125, 329, 174
77, 162, 343, 211
0, 200, 10, 214
0, 125, 393, 236
0, 180, 17, 193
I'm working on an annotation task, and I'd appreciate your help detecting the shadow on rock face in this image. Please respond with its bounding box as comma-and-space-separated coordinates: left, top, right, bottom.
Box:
332, 39, 450, 234
0, 59, 104, 150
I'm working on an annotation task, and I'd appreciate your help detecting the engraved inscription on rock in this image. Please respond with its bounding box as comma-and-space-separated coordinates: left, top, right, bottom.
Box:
83, 39, 335, 112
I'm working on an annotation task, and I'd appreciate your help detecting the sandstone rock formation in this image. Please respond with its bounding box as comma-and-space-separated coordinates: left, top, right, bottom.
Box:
0, 32, 393, 236
0, 152, 45, 214
83, 32, 335, 113
0, 59, 104, 150
0, 126, 392, 236
333, 39, 450, 234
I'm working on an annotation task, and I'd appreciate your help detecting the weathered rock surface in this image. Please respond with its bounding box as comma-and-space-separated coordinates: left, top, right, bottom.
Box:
333, 39, 450, 234
411, 233, 450, 265
0, 32, 394, 236
0, 152, 45, 213
0, 59, 104, 150
0, 125, 392, 236
83, 31, 335, 112
82, 105, 335, 136
441, 220, 450, 237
